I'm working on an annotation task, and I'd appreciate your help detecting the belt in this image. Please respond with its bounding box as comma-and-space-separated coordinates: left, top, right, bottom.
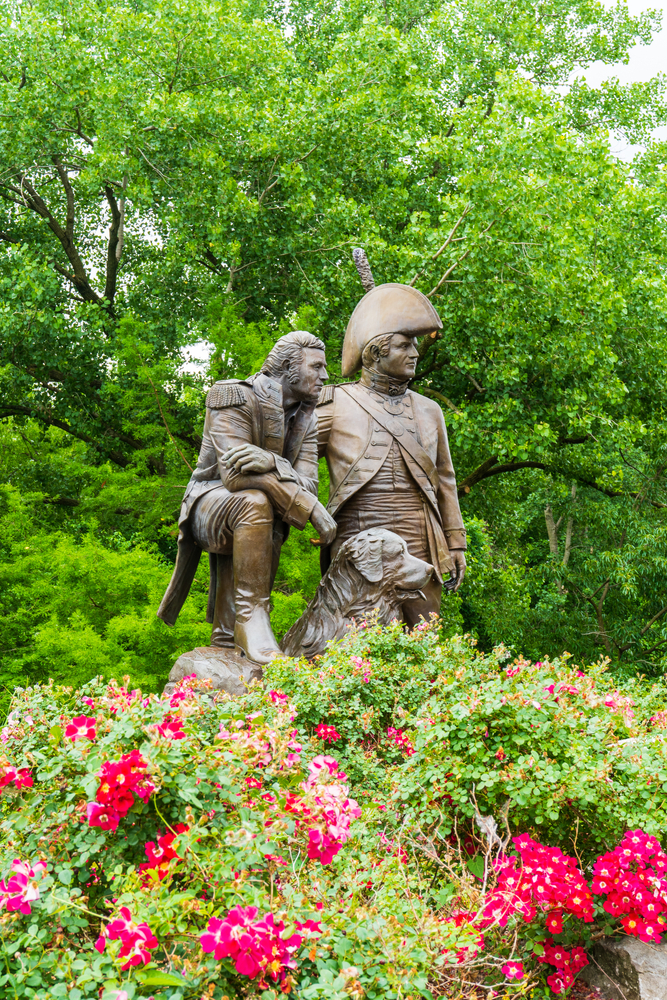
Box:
348, 491, 424, 512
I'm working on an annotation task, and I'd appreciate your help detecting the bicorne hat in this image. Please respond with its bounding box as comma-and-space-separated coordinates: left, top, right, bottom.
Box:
341, 251, 442, 377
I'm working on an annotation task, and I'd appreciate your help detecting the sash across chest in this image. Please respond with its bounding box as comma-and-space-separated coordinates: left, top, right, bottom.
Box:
341, 386, 439, 492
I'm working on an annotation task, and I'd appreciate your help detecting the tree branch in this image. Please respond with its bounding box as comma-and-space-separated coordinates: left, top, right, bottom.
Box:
457, 455, 500, 495
196, 247, 225, 275
103, 184, 122, 305
137, 147, 170, 186
457, 451, 667, 507
453, 363, 485, 393
43, 496, 79, 507
417, 330, 440, 361
130, 357, 194, 472
409, 203, 471, 288
575, 476, 667, 509
426, 247, 472, 298
257, 156, 279, 207
425, 184, 548, 301
639, 638, 667, 657
53, 159, 74, 241
479, 461, 547, 480
14, 171, 101, 303
167, 29, 194, 94
640, 604, 667, 636
589, 577, 611, 600
421, 387, 462, 415
116, 175, 127, 263
0, 186, 28, 208
51, 124, 94, 148
562, 482, 576, 568
457, 455, 553, 496
0, 403, 130, 467
42, 496, 140, 517
583, 580, 612, 655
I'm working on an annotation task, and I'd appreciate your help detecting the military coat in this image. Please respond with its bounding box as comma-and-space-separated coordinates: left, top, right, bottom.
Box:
316, 379, 466, 581
157, 372, 319, 626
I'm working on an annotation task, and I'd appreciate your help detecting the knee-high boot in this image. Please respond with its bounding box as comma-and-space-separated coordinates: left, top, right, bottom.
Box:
210, 554, 235, 648
232, 521, 282, 664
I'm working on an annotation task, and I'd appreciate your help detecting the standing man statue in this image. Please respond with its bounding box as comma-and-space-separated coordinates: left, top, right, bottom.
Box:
317, 254, 467, 625
157, 331, 336, 665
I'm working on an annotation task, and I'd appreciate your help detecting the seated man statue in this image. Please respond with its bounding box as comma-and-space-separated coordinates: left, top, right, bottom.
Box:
157, 331, 336, 664
317, 273, 467, 625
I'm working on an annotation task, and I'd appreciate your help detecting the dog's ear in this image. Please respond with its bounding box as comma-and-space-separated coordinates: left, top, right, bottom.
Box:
349, 532, 384, 583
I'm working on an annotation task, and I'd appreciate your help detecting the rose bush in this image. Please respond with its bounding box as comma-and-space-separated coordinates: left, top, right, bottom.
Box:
1, 620, 667, 998
267, 621, 667, 857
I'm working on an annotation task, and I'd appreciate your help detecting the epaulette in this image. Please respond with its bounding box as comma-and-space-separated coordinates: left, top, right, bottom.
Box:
205, 381, 246, 409
316, 382, 352, 406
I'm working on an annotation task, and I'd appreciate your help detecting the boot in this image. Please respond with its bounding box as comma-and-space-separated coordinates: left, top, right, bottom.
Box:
210, 554, 235, 648
234, 607, 282, 665
232, 522, 282, 665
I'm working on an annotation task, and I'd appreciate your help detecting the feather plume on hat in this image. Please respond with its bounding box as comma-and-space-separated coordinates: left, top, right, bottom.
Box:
352, 247, 375, 293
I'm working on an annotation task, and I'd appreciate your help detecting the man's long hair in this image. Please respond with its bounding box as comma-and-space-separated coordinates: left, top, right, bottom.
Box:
261, 331, 325, 383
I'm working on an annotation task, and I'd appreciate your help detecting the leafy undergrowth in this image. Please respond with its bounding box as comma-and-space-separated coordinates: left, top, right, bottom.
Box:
2, 621, 667, 999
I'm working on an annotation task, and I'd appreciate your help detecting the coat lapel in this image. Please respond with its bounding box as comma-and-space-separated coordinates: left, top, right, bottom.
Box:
252, 373, 284, 455
284, 403, 315, 465
343, 385, 439, 492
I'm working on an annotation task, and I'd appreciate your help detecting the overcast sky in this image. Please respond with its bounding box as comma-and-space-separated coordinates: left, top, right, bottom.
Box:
582, 0, 667, 156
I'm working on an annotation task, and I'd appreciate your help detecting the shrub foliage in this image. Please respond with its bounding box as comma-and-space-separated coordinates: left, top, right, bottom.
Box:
2, 622, 667, 999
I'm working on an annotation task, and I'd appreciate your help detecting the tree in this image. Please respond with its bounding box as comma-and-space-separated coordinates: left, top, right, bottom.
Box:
1, 0, 667, 675
1, 0, 663, 463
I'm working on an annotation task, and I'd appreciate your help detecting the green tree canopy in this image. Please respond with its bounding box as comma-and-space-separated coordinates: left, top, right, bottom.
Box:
2, 0, 667, 679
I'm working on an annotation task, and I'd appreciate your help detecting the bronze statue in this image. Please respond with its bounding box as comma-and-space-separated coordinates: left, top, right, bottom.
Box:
159, 254, 467, 693
281, 527, 434, 659
157, 331, 336, 665
316, 251, 467, 624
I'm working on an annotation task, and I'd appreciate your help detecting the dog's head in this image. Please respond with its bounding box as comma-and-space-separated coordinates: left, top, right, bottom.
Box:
345, 528, 433, 596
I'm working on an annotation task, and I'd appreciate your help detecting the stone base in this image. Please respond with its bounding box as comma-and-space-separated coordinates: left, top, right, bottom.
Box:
580, 936, 667, 1000
164, 646, 263, 697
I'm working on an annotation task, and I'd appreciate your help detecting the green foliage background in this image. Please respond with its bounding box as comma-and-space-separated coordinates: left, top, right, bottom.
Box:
2, 0, 667, 698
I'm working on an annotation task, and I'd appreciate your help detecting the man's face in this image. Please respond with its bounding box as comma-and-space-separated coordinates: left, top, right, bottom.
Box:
376, 333, 420, 380
289, 348, 328, 404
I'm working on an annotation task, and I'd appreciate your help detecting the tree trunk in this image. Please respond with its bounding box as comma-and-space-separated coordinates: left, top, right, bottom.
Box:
545, 505, 559, 558
562, 483, 577, 568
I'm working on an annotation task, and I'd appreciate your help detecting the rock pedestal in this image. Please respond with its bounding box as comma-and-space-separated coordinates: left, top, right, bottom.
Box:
580, 936, 667, 1000
164, 646, 263, 697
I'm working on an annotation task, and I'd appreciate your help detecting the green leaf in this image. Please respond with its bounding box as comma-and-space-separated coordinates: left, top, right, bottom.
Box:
435, 884, 456, 907
466, 857, 485, 879
136, 971, 187, 986
82, 775, 98, 798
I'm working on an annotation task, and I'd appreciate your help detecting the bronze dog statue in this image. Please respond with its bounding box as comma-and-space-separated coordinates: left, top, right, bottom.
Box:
281, 527, 434, 659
